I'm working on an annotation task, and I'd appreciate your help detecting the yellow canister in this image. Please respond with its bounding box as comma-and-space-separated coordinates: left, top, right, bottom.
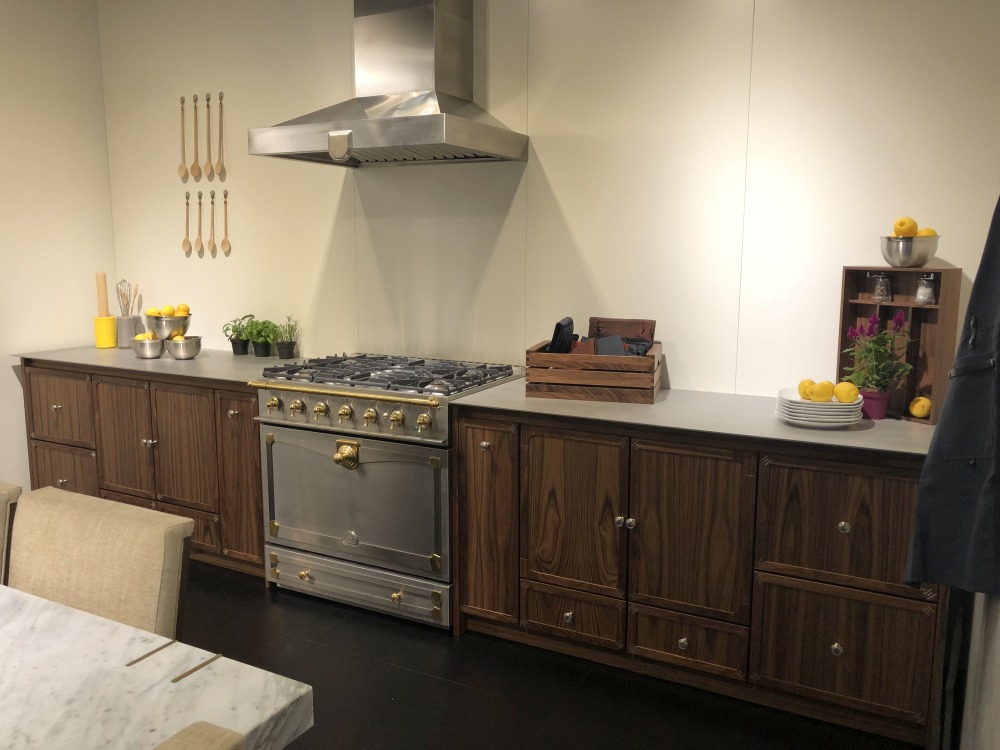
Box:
94, 316, 117, 348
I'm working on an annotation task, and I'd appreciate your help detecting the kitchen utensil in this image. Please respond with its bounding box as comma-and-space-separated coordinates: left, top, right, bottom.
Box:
182, 192, 192, 253
129, 283, 139, 315
190, 95, 202, 180
116, 279, 131, 316
545, 317, 574, 353
146, 314, 192, 340
215, 92, 226, 180
208, 190, 217, 253
165, 335, 202, 360
96, 272, 109, 317
880, 235, 939, 268
94, 271, 116, 348
178, 96, 188, 180
133, 338, 165, 359
220, 190, 231, 253
195, 191, 204, 253
203, 93, 215, 181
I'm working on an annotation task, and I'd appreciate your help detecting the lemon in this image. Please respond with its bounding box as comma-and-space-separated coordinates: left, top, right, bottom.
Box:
807, 381, 834, 402
160, 304, 176, 316
833, 381, 859, 403
916, 227, 937, 237
893, 217, 918, 237
171, 335, 185, 341
797, 379, 815, 399
133, 333, 145, 341
177, 303, 190, 314
909, 396, 932, 419
146, 307, 160, 316
175, 310, 189, 317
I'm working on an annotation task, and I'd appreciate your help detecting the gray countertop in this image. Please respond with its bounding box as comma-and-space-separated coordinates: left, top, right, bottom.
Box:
454, 379, 935, 457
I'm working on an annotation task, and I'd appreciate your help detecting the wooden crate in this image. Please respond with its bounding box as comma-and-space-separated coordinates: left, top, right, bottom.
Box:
525, 341, 663, 404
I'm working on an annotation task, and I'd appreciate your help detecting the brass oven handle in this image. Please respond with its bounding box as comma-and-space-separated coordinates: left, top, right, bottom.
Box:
248, 379, 440, 409
332, 443, 359, 469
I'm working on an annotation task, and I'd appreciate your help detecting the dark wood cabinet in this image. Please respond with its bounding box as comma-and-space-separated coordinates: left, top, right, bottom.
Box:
29, 439, 98, 496
521, 579, 626, 650
94, 376, 155, 498
150, 382, 218, 513
217, 391, 263, 565
26, 368, 95, 448
457, 417, 519, 623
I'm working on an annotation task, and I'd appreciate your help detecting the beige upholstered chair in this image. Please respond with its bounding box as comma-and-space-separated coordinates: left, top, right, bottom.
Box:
0, 481, 22, 584
7, 486, 194, 638
152, 721, 246, 750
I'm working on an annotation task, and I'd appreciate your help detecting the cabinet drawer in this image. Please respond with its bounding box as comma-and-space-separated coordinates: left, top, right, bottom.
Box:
756, 455, 934, 600
750, 573, 937, 724
627, 603, 748, 680
521, 580, 625, 650
153, 501, 221, 555
30, 440, 98, 496
27, 369, 95, 448
100, 489, 157, 510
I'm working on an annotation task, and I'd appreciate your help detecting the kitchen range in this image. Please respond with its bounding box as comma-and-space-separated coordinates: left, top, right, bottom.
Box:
249, 354, 520, 628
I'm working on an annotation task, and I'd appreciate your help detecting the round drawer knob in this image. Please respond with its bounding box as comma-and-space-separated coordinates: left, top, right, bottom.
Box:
837, 521, 852, 534
227, 409, 239, 419
391, 591, 403, 603
625, 517, 637, 530
677, 637, 689, 651
830, 642, 845, 657
479, 441, 490, 452
614, 516, 625, 527
298, 569, 310, 580
563, 611, 574, 624
50, 404, 62, 412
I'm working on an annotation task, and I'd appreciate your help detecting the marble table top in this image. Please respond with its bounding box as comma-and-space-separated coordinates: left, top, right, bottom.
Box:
0, 585, 313, 749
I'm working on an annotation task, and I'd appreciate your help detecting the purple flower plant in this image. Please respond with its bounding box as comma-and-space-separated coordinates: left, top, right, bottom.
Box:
842, 311, 914, 392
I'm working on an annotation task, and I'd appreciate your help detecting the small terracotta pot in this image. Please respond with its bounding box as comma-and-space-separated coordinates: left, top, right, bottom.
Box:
860, 389, 890, 420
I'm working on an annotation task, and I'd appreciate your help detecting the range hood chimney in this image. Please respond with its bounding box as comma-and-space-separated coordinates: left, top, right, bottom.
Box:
248, 0, 528, 167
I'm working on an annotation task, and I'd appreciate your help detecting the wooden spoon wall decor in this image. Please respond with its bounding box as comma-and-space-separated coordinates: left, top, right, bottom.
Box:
203, 93, 215, 181
208, 191, 217, 253
220, 190, 231, 254
178, 97, 188, 180
215, 92, 226, 180
190, 95, 202, 180
178, 92, 226, 183
195, 191, 204, 253
182, 192, 192, 253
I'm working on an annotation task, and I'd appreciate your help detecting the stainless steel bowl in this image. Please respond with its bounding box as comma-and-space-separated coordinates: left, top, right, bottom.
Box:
880, 236, 939, 268
132, 338, 165, 359
146, 314, 192, 340
165, 336, 202, 360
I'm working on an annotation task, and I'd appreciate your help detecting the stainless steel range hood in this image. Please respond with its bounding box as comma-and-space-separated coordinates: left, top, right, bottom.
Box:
248, 0, 527, 168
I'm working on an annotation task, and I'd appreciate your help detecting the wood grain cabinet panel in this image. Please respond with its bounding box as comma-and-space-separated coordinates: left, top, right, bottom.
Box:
26, 368, 95, 448
151, 383, 218, 513
756, 455, 934, 600
94, 376, 155, 498
457, 418, 519, 623
522, 426, 629, 598
216, 391, 263, 565
153, 500, 222, 555
29, 440, 98, 496
630, 440, 756, 624
521, 580, 625, 650
750, 573, 936, 724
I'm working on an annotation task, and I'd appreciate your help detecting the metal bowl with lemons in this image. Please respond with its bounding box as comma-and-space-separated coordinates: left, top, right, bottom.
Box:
881, 218, 939, 268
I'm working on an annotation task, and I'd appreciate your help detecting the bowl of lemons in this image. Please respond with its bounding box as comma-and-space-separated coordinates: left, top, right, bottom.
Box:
165, 335, 202, 360
132, 334, 165, 359
145, 303, 192, 340
881, 217, 939, 268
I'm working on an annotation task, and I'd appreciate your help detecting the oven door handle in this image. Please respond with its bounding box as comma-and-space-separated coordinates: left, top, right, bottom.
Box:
248, 379, 440, 408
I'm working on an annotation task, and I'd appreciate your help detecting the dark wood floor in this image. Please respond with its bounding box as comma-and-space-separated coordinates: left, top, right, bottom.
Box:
179, 561, 915, 750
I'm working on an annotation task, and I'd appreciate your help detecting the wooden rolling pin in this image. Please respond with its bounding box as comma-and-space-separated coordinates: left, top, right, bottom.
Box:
96, 272, 110, 317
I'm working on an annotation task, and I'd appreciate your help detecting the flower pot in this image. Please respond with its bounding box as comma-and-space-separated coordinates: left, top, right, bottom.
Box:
230, 339, 250, 355
860, 389, 890, 420
276, 341, 297, 360
252, 341, 272, 357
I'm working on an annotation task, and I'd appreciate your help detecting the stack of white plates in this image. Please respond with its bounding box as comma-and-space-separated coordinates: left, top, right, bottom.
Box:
775, 387, 863, 429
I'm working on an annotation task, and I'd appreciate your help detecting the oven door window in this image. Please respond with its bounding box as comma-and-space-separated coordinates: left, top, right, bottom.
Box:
263, 426, 449, 581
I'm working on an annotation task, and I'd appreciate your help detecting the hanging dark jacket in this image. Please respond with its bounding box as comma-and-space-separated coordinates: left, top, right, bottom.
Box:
905, 194, 1000, 594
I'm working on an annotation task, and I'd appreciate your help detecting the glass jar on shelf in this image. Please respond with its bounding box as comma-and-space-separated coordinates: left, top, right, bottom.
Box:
915, 274, 936, 306
871, 272, 892, 303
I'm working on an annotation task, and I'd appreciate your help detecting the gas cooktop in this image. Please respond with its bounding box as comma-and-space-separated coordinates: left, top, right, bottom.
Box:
261, 354, 516, 397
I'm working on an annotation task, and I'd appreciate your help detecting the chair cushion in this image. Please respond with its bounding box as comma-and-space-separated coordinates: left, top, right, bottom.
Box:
8, 487, 193, 637
0, 481, 22, 584
152, 721, 245, 750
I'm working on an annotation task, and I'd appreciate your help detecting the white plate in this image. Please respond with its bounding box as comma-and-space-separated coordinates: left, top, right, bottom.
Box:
776, 409, 861, 424
775, 411, 862, 429
777, 387, 863, 410
776, 402, 862, 418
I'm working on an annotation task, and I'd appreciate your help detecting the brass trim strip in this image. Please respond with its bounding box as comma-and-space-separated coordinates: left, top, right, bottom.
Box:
248, 379, 440, 408
171, 653, 223, 683
125, 640, 176, 667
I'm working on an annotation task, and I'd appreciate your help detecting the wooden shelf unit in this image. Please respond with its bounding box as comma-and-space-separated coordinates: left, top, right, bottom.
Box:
837, 266, 962, 425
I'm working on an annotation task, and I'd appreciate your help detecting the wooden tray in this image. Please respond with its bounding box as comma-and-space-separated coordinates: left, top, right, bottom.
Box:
525, 341, 663, 404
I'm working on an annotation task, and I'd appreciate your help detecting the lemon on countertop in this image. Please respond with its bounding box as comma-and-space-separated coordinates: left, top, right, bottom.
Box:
797, 379, 816, 399
909, 396, 932, 419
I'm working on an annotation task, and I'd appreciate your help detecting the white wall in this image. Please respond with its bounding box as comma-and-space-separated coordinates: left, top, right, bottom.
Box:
0, 0, 116, 489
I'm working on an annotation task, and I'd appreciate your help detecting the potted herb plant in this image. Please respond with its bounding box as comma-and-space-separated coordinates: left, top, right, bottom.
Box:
244, 318, 279, 357
222, 314, 255, 355
842, 310, 913, 420
275, 315, 301, 360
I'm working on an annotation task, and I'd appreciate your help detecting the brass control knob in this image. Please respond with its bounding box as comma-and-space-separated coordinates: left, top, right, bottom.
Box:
416, 413, 432, 433
332, 443, 359, 469
313, 402, 329, 420
389, 410, 405, 429
338, 404, 354, 423
289, 399, 305, 415
363, 407, 378, 426
390, 591, 403, 603
298, 569, 310, 580
266, 396, 282, 413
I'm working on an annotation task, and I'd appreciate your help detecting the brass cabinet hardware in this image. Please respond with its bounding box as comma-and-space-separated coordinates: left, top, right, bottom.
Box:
266, 396, 281, 413
289, 399, 305, 415
337, 404, 353, 423
389, 410, 405, 429
313, 402, 329, 420
416, 413, 431, 432
332, 439, 360, 469
248, 379, 440, 408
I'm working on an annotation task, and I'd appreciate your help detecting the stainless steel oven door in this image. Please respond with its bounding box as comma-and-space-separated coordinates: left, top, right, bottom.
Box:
261, 425, 449, 582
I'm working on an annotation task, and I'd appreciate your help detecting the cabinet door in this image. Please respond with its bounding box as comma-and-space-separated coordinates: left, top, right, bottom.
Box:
30, 440, 98, 496
26, 368, 95, 448
457, 417, 519, 623
94, 376, 155, 499
522, 426, 628, 598
216, 391, 263, 565
154, 500, 221, 555
630, 440, 756, 624
151, 382, 218, 513
751, 573, 937, 724
756, 455, 933, 600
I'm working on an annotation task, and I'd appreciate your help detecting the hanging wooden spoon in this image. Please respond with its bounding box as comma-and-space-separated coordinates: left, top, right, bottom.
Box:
208, 191, 217, 253
182, 192, 192, 253
203, 93, 215, 181
215, 92, 226, 181
221, 190, 231, 254
178, 97, 188, 180
190, 95, 202, 180
195, 191, 204, 253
